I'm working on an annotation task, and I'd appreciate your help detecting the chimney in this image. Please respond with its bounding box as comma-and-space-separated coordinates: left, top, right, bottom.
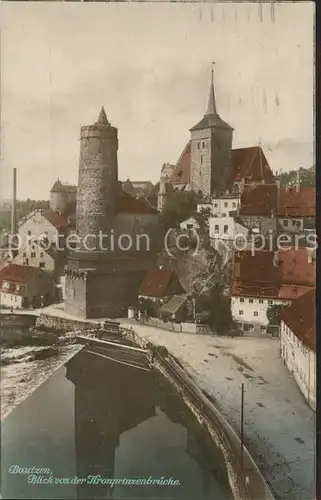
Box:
11, 168, 17, 236
296, 168, 300, 193
307, 247, 315, 264
273, 250, 279, 267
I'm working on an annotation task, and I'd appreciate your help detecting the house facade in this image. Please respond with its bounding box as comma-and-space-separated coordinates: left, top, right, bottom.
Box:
209, 216, 248, 241
280, 289, 316, 410
18, 209, 71, 249
197, 193, 240, 218
231, 248, 315, 335
277, 187, 315, 233
0, 264, 55, 309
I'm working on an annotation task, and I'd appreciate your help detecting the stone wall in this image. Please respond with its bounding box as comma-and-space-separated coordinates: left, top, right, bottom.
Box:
35, 313, 95, 333
190, 127, 233, 197
76, 119, 119, 246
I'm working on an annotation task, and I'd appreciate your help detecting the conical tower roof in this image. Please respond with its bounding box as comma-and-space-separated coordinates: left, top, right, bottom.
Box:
95, 106, 110, 126
50, 178, 64, 193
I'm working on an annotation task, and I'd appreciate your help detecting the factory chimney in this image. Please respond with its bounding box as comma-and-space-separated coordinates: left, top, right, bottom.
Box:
11, 168, 17, 235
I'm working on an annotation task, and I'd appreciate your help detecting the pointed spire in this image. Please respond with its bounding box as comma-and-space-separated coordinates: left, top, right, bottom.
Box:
206, 62, 217, 115
96, 106, 109, 126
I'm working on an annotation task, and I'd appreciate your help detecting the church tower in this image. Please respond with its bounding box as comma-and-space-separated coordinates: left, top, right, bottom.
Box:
76, 107, 118, 248
190, 64, 233, 198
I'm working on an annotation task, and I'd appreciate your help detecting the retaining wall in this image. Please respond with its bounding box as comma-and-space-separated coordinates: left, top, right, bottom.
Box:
36, 314, 97, 333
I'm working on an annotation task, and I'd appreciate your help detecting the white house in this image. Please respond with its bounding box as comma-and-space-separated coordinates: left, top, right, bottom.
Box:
231, 295, 288, 334
231, 248, 315, 336
209, 216, 248, 241
280, 289, 316, 410
0, 264, 55, 309
18, 209, 70, 250
198, 193, 240, 218
180, 217, 200, 231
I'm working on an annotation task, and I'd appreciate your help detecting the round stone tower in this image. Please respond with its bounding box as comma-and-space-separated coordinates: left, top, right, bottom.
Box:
50, 178, 66, 214
76, 107, 119, 248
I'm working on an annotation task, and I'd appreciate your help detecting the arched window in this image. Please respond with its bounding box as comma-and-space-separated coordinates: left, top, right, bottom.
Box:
224, 225, 228, 233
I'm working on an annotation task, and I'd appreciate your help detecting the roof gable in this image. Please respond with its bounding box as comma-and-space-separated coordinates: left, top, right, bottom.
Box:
43, 210, 70, 229
138, 267, 184, 298
0, 263, 43, 285
232, 147, 275, 184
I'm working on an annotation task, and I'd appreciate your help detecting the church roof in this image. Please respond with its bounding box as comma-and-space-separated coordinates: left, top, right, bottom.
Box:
169, 142, 191, 184
232, 146, 274, 184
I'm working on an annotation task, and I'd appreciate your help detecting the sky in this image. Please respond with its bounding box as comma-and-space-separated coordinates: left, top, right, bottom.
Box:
0, 1, 314, 200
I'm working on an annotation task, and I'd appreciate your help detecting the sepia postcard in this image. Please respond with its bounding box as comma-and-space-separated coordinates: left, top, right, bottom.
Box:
0, 2, 316, 500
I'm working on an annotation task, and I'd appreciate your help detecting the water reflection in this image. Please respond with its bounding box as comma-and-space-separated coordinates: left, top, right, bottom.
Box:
1, 349, 233, 499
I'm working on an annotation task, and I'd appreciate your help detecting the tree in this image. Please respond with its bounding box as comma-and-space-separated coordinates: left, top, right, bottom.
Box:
278, 166, 315, 188
195, 206, 212, 232
159, 189, 200, 230
194, 283, 233, 334
267, 304, 283, 325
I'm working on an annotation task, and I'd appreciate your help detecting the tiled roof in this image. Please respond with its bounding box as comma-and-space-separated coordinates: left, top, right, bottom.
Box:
43, 210, 70, 229
277, 187, 315, 217
231, 147, 275, 184
0, 263, 41, 285
239, 184, 278, 216
232, 248, 315, 299
168, 145, 274, 189
138, 267, 184, 298
281, 289, 315, 351
169, 142, 191, 185
158, 294, 187, 315
117, 191, 158, 214
50, 179, 77, 194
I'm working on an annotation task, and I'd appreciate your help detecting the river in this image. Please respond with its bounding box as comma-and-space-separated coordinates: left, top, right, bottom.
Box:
1, 348, 234, 500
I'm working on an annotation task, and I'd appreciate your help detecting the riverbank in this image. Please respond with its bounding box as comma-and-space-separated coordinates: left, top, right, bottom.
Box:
1, 340, 83, 420
119, 320, 315, 500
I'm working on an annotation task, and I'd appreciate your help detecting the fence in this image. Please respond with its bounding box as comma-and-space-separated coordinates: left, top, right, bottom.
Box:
138, 317, 214, 334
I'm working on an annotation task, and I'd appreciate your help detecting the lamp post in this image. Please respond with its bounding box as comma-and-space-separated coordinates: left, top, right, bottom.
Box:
192, 297, 196, 323
240, 383, 245, 475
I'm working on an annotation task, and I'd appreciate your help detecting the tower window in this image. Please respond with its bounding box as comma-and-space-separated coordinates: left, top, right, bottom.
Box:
202, 142, 205, 148
201, 155, 203, 165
